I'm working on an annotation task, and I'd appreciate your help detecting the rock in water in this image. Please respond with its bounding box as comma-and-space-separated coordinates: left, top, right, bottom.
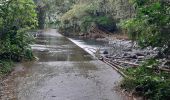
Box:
103, 50, 109, 54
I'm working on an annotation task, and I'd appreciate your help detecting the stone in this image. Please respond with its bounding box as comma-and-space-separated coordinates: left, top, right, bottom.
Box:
136, 52, 145, 56
103, 50, 109, 54
130, 54, 138, 59
165, 61, 170, 66
137, 56, 145, 59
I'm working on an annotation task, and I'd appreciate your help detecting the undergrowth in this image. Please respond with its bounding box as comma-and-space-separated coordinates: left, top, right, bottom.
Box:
121, 59, 170, 100
0, 60, 13, 77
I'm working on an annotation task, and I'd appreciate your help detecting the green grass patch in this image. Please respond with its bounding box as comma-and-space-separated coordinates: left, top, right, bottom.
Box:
0, 60, 13, 76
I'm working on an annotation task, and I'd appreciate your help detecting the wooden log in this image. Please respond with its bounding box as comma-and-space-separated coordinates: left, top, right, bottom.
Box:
160, 68, 170, 72
116, 61, 139, 67
102, 58, 128, 78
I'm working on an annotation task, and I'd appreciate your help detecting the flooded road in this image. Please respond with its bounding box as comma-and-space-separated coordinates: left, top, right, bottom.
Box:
0, 29, 129, 100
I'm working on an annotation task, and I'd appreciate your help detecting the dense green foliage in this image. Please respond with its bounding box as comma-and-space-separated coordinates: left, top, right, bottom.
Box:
34, 0, 50, 29
0, 0, 37, 61
0, 0, 169, 99
0, 0, 37, 75
120, 1, 170, 99
121, 59, 170, 100
43, 0, 134, 35
0, 60, 13, 76
121, 0, 170, 54
58, 1, 117, 34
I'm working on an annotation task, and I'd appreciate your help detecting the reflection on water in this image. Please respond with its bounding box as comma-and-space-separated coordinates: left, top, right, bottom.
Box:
70, 37, 107, 46
32, 33, 93, 62
0, 29, 129, 100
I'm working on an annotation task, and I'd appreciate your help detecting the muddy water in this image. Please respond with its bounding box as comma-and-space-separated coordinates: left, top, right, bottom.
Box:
0, 29, 129, 100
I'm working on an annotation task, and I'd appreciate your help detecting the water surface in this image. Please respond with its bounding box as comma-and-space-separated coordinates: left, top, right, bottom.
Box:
0, 29, 129, 100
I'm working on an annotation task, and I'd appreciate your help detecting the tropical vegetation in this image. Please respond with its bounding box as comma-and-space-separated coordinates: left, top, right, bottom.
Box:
0, 0, 37, 76
0, 0, 170, 99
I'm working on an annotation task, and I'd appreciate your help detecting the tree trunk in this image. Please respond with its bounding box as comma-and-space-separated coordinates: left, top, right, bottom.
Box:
37, 6, 46, 29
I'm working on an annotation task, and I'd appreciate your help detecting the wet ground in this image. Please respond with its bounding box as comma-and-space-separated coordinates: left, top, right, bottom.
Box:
0, 29, 130, 100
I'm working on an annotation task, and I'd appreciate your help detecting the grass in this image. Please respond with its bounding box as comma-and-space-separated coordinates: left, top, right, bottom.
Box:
0, 60, 13, 77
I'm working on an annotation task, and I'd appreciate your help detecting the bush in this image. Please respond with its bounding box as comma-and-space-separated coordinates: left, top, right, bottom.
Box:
120, 1, 170, 55
0, 31, 35, 62
59, 14, 117, 35
121, 59, 170, 100
0, 60, 13, 76
58, 2, 117, 35
0, 0, 37, 62
96, 16, 117, 32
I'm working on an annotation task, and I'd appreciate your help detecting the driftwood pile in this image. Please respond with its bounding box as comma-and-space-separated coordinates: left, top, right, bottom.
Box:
96, 39, 170, 72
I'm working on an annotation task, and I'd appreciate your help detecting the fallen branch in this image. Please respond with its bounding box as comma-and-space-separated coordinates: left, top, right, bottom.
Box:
102, 58, 128, 78
98, 56, 130, 78
116, 61, 139, 67
103, 57, 124, 69
160, 67, 170, 72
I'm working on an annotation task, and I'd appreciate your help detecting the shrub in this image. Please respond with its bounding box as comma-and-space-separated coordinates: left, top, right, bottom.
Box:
0, 31, 35, 62
120, 0, 170, 54
0, 0, 37, 62
121, 59, 170, 100
0, 60, 13, 76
